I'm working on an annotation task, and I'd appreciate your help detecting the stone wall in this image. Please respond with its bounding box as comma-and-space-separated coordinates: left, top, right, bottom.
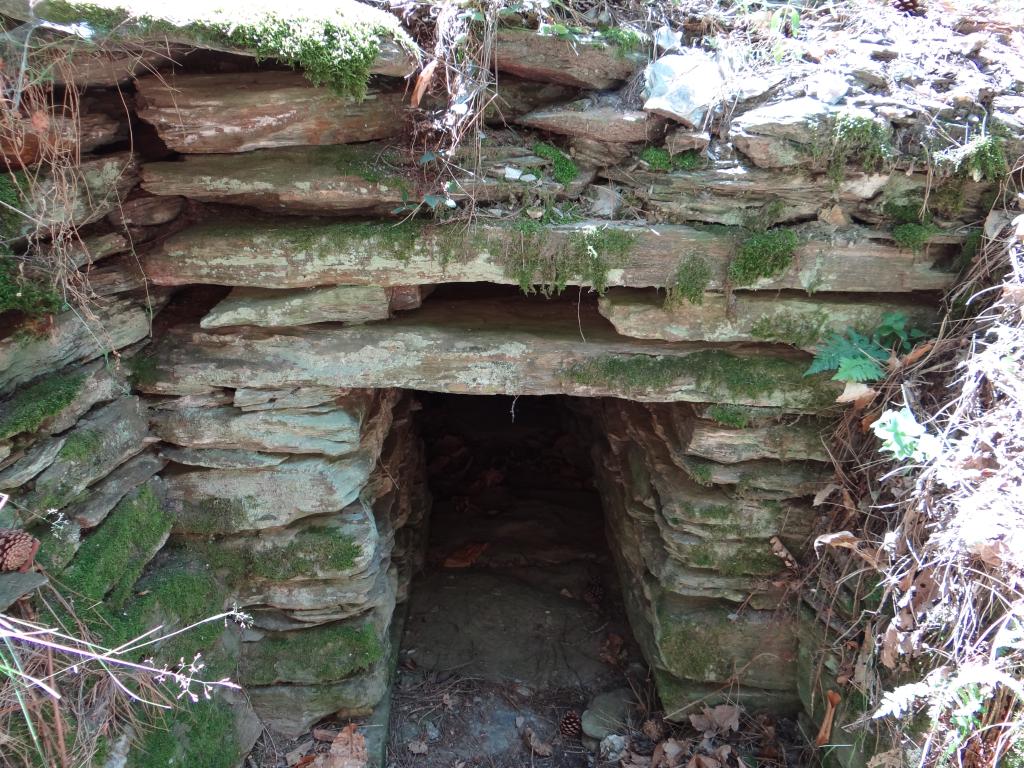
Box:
1, 4, 1019, 765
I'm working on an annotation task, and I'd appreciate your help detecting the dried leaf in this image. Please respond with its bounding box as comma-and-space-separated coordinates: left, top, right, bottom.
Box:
867, 748, 904, 768
714, 745, 748, 768
523, 727, 553, 756
443, 542, 489, 568
312, 724, 367, 768
623, 752, 653, 768
642, 718, 665, 742
411, 59, 438, 108
813, 483, 839, 507
407, 740, 428, 756
686, 755, 721, 768
658, 738, 688, 768
689, 705, 739, 736
814, 690, 842, 747
900, 341, 934, 368
836, 381, 876, 407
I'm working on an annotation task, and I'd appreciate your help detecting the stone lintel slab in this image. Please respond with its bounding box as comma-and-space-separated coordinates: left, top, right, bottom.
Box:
599, 288, 938, 350
143, 218, 957, 294
140, 298, 839, 411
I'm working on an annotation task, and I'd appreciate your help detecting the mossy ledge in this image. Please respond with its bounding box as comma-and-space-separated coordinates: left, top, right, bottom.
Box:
38, 0, 415, 98
729, 229, 799, 286
563, 350, 837, 409
0, 371, 85, 440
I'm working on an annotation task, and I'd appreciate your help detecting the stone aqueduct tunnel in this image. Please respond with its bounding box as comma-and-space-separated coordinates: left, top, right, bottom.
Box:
0, 10, 1009, 766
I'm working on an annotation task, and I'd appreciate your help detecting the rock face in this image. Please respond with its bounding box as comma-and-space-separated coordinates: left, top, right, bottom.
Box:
3, 4, 1013, 765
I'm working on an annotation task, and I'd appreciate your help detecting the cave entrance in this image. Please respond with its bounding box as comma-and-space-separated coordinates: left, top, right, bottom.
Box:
390, 392, 645, 765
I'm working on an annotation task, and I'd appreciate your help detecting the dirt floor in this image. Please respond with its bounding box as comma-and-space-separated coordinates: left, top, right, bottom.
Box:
387, 394, 648, 768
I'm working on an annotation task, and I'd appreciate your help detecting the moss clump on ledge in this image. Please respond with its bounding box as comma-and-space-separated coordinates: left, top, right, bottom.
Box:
203, 527, 362, 583
61, 483, 171, 606
238, 620, 383, 686
1, 254, 63, 316
0, 372, 85, 440
563, 350, 836, 407
58, 428, 103, 462
496, 222, 637, 296
728, 229, 799, 286
639, 147, 703, 173
665, 255, 711, 307
826, 112, 893, 183
892, 222, 939, 253
532, 141, 579, 185
281, 218, 424, 262
39, 0, 415, 99
751, 309, 829, 348
704, 404, 757, 429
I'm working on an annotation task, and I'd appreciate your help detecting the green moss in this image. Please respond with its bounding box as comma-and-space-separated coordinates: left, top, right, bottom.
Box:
883, 199, 929, 226
175, 496, 253, 536
827, 113, 893, 183
0, 255, 63, 316
665, 255, 711, 307
42, 1, 413, 99
532, 142, 579, 185
0, 372, 85, 439
0, 172, 25, 241
949, 134, 1008, 182
751, 310, 829, 348
930, 178, 966, 219
685, 460, 715, 487
238, 620, 382, 686
128, 697, 241, 768
127, 354, 158, 389
282, 219, 423, 263
317, 144, 407, 189
34, 524, 79, 572
728, 229, 799, 286
62, 484, 170, 606
892, 222, 939, 253
597, 26, 645, 56
203, 528, 362, 583
496, 222, 636, 296
564, 349, 835, 407
57, 428, 102, 462
639, 147, 703, 172
658, 612, 724, 679
704, 404, 752, 429
255, 531, 360, 580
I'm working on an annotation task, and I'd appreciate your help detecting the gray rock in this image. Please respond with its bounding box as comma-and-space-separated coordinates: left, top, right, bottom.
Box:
201, 285, 393, 329
731, 97, 832, 168
29, 396, 149, 511
643, 51, 723, 128
66, 452, 167, 529
0, 437, 66, 491
581, 688, 636, 740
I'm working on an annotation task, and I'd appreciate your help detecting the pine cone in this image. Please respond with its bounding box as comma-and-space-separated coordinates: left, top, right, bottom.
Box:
0, 529, 40, 573
892, 0, 926, 16
559, 710, 582, 738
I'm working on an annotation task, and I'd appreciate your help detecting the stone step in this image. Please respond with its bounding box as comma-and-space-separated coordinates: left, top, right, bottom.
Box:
598, 288, 938, 350
140, 297, 839, 410
142, 218, 958, 294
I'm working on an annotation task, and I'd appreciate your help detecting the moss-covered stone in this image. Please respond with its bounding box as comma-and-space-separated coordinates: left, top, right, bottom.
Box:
664, 255, 711, 307
729, 229, 799, 286
564, 350, 835, 409
892, 222, 939, 253
0, 372, 85, 440
202, 527, 362, 583
0, 254, 63, 316
239, 619, 383, 686
495, 222, 637, 296
532, 141, 579, 185
751, 309, 829, 348
40, 0, 414, 99
704, 404, 755, 429
128, 696, 243, 768
61, 482, 170, 606
639, 147, 703, 172
827, 113, 893, 183
57, 428, 102, 462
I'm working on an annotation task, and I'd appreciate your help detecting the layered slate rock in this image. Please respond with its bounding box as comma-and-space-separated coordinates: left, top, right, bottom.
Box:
494, 27, 645, 89
599, 289, 938, 350
0, 298, 152, 395
151, 388, 428, 735
141, 145, 410, 215
582, 398, 825, 715
200, 286, 396, 328
142, 219, 959, 293
136, 72, 407, 153
140, 298, 839, 411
